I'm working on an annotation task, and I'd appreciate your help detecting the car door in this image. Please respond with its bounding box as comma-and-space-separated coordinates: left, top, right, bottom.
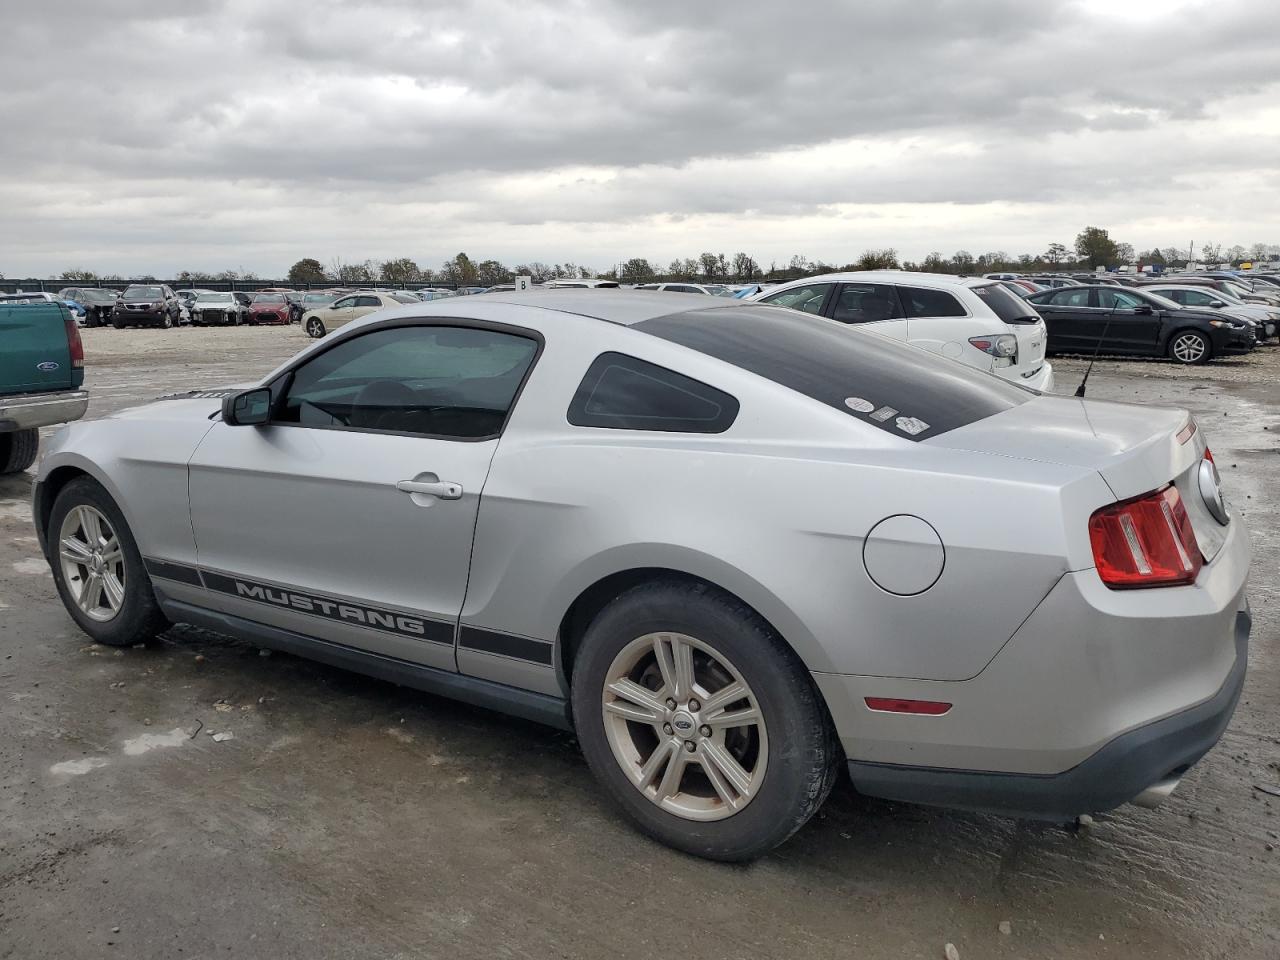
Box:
890, 284, 966, 349
186, 322, 542, 670
1096, 288, 1162, 354
1032, 287, 1095, 352
324, 296, 358, 327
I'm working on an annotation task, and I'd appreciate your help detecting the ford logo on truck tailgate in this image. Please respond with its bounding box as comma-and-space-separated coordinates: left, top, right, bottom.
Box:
36, 361, 60, 372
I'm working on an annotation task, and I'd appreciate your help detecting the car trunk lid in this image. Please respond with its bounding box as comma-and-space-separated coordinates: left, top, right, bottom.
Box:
926, 395, 1228, 561
968, 282, 1049, 385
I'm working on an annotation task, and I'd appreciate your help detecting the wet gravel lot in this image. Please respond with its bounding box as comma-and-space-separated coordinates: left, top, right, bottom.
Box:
2, 327, 1278, 960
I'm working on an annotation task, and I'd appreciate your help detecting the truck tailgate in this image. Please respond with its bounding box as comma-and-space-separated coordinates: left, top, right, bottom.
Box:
0, 303, 76, 393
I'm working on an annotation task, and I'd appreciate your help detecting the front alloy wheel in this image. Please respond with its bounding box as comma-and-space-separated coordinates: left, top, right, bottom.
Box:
1170, 330, 1210, 364
305, 317, 325, 338
58, 504, 126, 622
602, 632, 767, 820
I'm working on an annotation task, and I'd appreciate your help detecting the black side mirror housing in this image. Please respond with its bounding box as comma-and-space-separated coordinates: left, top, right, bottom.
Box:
1133, 303, 1154, 314
222, 387, 272, 426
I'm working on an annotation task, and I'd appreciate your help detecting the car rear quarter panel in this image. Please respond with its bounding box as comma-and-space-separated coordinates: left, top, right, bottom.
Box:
461, 315, 1114, 686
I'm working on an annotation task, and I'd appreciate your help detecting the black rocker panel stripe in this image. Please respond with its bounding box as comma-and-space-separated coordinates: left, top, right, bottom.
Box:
143, 558, 554, 666
458, 625, 554, 666
200, 570, 455, 646
143, 557, 203, 586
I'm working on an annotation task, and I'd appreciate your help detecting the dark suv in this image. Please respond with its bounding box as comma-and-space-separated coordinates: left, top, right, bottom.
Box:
1026, 285, 1254, 364
111, 284, 181, 329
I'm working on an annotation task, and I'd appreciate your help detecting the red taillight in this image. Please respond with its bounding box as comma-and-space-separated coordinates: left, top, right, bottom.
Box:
1203, 446, 1214, 464
64, 317, 85, 369
1088, 486, 1202, 589
864, 697, 953, 716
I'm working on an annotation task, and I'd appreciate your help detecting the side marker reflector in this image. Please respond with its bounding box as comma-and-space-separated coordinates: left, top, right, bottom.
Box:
864, 697, 952, 716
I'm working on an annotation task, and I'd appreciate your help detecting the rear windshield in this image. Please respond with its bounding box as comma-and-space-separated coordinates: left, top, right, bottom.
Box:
635, 305, 1031, 441
971, 283, 1039, 323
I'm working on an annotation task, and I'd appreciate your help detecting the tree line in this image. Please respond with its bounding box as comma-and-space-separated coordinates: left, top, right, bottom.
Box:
31, 230, 1280, 288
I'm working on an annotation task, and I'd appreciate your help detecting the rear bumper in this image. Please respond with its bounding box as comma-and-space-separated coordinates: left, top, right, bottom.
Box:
1017, 361, 1054, 393
0, 389, 89, 432
846, 608, 1249, 819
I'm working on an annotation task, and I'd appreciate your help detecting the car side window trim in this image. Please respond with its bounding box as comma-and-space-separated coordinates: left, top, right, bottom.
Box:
260, 318, 546, 444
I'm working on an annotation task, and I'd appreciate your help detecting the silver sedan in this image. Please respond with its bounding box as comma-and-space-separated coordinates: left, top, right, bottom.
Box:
31, 291, 1250, 860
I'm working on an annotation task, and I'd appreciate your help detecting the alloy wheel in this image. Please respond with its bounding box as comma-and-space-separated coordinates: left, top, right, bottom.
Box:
58, 504, 126, 622
601, 632, 768, 821
1172, 333, 1207, 363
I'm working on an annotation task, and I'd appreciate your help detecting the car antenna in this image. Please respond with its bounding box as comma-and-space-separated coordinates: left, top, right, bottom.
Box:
1074, 290, 1124, 398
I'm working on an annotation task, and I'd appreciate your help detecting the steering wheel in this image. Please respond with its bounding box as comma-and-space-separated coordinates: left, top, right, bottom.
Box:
349, 380, 419, 430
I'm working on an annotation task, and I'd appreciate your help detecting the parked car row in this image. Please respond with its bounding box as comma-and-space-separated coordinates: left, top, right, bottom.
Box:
981, 271, 1279, 354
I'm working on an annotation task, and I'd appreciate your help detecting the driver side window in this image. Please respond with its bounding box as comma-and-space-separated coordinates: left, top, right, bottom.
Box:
1097, 290, 1142, 309
275, 325, 540, 440
760, 282, 833, 315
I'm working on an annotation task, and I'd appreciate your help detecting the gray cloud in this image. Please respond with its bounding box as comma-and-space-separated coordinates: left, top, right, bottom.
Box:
1, 0, 1278, 275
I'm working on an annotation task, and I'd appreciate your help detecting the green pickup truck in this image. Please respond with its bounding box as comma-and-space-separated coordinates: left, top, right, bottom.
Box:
0, 301, 89, 474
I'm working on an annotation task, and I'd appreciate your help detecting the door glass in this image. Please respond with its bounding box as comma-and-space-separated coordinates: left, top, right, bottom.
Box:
276, 326, 539, 439
1050, 288, 1092, 307
760, 283, 833, 315
332, 297, 356, 309
355, 295, 381, 308
1097, 289, 1143, 309
831, 284, 903, 323
897, 286, 965, 318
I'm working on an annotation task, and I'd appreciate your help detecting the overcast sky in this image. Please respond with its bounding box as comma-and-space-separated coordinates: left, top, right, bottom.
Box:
3, 0, 1279, 278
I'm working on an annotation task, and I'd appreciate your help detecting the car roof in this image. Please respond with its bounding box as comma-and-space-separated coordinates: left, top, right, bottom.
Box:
469, 288, 738, 325
769, 271, 990, 290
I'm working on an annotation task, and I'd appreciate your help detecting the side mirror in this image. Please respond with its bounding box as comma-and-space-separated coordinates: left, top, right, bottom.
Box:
1209, 299, 1225, 308
222, 387, 272, 426
1133, 303, 1154, 314
330, 303, 341, 309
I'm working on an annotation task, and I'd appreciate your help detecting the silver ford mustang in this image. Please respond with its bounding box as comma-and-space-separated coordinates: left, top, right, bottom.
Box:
32, 291, 1251, 860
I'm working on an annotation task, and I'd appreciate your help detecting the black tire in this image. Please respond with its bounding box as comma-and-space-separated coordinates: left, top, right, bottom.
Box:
85, 309, 100, 329
305, 317, 325, 338
46, 477, 170, 646
0, 428, 40, 474
571, 580, 840, 861
1168, 329, 1212, 364
159, 311, 173, 329
112, 316, 125, 330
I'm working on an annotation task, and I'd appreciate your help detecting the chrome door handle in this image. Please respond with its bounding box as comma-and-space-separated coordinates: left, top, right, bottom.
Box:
396, 479, 463, 500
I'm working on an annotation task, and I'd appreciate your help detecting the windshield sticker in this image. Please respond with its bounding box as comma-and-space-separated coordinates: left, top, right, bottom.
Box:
844, 397, 875, 413
895, 416, 930, 436
869, 406, 898, 422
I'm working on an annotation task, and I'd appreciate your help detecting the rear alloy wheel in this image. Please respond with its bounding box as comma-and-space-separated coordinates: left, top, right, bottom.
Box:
48, 477, 170, 646
305, 317, 325, 338
572, 580, 840, 861
1169, 330, 1211, 364
602, 632, 769, 821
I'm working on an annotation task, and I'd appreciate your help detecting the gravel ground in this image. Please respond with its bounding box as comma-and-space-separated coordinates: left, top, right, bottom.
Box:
1, 326, 1277, 960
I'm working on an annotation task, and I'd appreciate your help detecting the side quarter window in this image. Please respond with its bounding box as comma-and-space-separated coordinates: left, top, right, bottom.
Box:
568, 352, 739, 433
274, 325, 540, 439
